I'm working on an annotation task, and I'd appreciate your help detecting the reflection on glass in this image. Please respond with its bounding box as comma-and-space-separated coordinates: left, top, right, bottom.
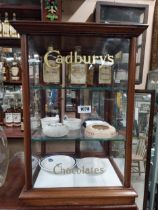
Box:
131, 92, 153, 209
27, 35, 130, 189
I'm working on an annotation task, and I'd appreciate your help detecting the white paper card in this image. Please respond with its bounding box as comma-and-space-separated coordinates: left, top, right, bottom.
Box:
78, 105, 91, 113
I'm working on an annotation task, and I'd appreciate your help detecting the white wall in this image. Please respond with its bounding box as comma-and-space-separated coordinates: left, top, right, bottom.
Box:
62, 0, 156, 89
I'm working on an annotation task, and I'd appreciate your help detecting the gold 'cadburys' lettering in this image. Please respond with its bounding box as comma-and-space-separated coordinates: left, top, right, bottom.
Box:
55, 51, 114, 65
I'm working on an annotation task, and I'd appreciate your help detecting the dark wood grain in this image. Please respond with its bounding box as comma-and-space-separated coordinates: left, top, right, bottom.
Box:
3, 127, 24, 139
0, 37, 20, 47
3, 81, 22, 85
21, 35, 32, 190
0, 3, 41, 20
11, 21, 148, 38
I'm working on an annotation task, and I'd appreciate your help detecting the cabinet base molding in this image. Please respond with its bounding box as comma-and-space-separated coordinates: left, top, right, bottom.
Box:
19, 187, 137, 208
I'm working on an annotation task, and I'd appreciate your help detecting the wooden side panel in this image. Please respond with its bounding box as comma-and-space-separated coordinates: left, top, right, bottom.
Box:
21, 35, 32, 189
124, 37, 137, 187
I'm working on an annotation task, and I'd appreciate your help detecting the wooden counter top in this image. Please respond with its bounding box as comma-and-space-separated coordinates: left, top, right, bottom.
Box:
3, 127, 24, 139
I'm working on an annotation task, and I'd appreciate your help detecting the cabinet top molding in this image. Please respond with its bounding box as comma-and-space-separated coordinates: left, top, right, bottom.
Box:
11, 21, 148, 38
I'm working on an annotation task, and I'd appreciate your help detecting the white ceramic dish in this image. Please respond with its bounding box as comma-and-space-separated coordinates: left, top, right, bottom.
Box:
41, 116, 59, 128
42, 123, 69, 137
63, 118, 81, 130
84, 121, 117, 139
76, 157, 107, 175
39, 155, 76, 174
84, 120, 104, 127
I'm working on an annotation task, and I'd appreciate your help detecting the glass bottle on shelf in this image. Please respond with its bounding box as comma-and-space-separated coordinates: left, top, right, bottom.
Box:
31, 92, 41, 130
0, 126, 9, 187
13, 99, 21, 127
0, 14, 2, 37
21, 117, 24, 132
10, 13, 18, 38
34, 103, 41, 129
98, 64, 113, 85
45, 103, 50, 117
50, 89, 59, 117
34, 61, 40, 85
87, 64, 94, 86
46, 89, 54, 117
43, 45, 61, 84
29, 54, 34, 85
0, 104, 4, 125
2, 12, 10, 37
20, 103, 24, 131
10, 53, 21, 82
2, 57, 10, 82
4, 98, 14, 127
0, 55, 4, 82
68, 46, 87, 85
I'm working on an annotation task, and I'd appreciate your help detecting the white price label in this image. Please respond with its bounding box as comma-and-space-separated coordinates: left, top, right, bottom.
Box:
78, 105, 91, 113
5, 113, 13, 123
13, 113, 21, 123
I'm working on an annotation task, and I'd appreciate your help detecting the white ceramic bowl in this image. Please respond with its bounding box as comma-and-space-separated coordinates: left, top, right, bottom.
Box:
42, 123, 69, 137
41, 116, 59, 129
63, 118, 82, 130
76, 157, 107, 174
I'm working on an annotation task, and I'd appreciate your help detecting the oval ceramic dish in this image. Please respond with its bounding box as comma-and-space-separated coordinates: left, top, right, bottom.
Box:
63, 118, 82, 130
76, 157, 107, 175
41, 116, 59, 129
42, 123, 69, 137
39, 155, 76, 174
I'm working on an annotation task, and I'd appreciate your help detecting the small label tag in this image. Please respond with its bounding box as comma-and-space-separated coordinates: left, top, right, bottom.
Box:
78, 105, 91, 113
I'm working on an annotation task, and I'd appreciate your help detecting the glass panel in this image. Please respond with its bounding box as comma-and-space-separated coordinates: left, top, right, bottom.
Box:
98, 4, 148, 84
147, 70, 158, 90
27, 35, 130, 188
131, 92, 153, 209
100, 6, 145, 23
109, 91, 127, 177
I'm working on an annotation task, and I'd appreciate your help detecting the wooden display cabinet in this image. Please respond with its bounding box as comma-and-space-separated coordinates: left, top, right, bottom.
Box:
12, 21, 147, 209
0, 2, 41, 139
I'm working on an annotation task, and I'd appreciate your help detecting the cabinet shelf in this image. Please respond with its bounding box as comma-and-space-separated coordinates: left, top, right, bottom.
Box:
4, 81, 22, 85
31, 84, 127, 92
0, 37, 20, 47
31, 129, 125, 142
0, 3, 41, 20
3, 126, 24, 139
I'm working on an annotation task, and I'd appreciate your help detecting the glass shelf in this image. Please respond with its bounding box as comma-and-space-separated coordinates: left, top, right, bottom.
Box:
30, 84, 127, 92
0, 37, 20, 47
31, 128, 125, 142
